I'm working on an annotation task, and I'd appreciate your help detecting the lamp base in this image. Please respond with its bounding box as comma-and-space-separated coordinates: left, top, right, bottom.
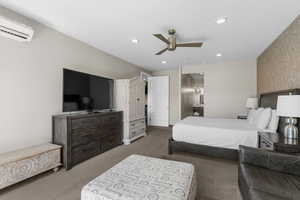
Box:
284, 118, 299, 139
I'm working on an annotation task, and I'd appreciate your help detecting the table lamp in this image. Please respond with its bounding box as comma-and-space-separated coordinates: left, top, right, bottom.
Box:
277, 95, 300, 139
246, 97, 258, 109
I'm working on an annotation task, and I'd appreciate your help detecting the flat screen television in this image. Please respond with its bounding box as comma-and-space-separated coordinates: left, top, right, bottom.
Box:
63, 69, 114, 112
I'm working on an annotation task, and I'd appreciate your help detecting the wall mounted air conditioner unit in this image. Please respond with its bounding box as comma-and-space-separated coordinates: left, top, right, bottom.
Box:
0, 16, 34, 42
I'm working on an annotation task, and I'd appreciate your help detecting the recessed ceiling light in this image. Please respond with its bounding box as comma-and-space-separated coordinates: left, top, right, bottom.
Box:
131, 39, 139, 44
216, 53, 222, 57
161, 61, 167, 64
216, 17, 227, 24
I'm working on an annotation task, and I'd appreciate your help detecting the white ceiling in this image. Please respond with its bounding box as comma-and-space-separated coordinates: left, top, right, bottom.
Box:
0, 0, 299, 71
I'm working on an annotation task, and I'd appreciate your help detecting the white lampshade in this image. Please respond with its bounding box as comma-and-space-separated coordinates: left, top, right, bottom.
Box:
246, 97, 258, 109
277, 95, 300, 117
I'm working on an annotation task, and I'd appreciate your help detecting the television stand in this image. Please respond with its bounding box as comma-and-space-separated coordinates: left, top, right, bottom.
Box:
52, 111, 123, 170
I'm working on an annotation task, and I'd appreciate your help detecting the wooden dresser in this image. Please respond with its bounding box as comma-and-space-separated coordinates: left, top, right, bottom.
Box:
52, 111, 122, 170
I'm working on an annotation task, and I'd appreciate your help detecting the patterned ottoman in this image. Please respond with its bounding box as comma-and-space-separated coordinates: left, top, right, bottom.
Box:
81, 155, 197, 200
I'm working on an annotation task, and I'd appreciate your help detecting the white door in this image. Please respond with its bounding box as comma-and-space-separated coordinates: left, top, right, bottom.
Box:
137, 80, 145, 119
129, 77, 145, 121
129, 78, 138, 121
148, 76, 169, 127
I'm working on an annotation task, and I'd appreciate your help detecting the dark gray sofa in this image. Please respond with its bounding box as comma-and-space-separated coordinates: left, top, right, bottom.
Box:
238, 145, 300, 200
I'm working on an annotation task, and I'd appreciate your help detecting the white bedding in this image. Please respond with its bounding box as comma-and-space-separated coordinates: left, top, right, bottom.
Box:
173, 117, 258, 149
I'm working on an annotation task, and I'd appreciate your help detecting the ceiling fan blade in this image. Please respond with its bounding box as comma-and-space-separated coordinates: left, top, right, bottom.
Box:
155, 47, 168, 55
153, 34, 170, 44
176, 42, 203, 47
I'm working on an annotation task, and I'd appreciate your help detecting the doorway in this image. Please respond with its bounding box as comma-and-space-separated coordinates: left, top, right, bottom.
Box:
140, 72, 150, 127
148, 76, 169, 127
181, 73, 204, 119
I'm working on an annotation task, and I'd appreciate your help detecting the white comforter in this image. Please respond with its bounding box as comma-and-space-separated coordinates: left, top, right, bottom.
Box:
173, 117, 258, 149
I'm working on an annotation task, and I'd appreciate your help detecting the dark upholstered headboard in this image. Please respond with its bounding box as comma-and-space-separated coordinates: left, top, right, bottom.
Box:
259, 88, 300, 134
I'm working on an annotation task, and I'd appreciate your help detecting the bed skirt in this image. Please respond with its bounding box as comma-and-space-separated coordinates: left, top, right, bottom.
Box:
168, 138, 238, 161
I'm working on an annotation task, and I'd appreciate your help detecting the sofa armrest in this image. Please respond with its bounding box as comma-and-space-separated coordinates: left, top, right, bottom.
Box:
239, 145, 300, 176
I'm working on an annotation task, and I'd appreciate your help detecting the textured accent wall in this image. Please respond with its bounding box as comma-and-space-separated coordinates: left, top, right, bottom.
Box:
257, 15, 300, 94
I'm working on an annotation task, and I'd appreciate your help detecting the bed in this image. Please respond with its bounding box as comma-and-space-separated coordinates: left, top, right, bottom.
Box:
173, 117, 258, 149
169, 88, 300, 160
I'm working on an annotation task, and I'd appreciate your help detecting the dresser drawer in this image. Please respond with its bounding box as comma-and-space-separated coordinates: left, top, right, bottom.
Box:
101, 125, 122, 138
71, 117, 99, 129
71, 128, 99, 148
102, 134, 122, 152
130, 119, 145, 130
101, 113, 122, 126
71, 141, 100, 166
130, 127, 145, 139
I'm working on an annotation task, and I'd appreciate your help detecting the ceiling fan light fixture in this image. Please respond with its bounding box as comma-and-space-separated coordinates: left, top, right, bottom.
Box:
216, 53, 222, 57
153, 29, 204, 55
216, 17, 227, 24
131, 38, 139, 44
161, 61, 167, 64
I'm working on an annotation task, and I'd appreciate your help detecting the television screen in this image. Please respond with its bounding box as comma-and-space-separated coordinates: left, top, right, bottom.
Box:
63, 69, 114, 112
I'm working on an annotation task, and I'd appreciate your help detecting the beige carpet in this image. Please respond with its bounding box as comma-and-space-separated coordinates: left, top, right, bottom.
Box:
0, 127, 242, 200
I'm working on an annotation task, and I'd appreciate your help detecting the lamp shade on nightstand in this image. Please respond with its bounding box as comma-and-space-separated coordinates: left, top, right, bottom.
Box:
277, 95, 300, 117
246, 97, 258, 109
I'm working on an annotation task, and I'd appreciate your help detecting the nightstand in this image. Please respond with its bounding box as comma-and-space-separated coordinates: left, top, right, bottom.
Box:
258, 131, 300, 155
237, 115, 247, 120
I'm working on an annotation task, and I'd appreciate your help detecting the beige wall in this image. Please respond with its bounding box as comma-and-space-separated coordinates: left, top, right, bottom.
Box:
0, 6, 149, 153
152, 69, 180, 125
153, 60, 257, 123
258, 15, 300, 94
182, 60, 257, 118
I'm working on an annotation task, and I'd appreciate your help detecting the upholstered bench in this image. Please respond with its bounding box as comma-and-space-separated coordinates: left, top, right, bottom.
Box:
0, 143, 61, 189
81, 154, 197, 200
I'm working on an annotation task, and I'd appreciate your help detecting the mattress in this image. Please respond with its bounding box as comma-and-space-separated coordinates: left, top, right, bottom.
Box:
81, 154, 197, 200
173, 117, 258, 149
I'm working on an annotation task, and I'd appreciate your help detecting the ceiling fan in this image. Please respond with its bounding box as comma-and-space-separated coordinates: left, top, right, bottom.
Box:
153, 29, 203, 55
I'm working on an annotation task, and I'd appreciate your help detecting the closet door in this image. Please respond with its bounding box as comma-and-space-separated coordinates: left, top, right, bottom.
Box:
129, 78, 145, 121
129, 78, 138, 121
136, 80, 145, 120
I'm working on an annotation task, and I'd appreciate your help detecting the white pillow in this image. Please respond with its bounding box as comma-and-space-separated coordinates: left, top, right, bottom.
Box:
247, 109, 256, 124
250, 108, 264, 125
255, 108, 272, 129
267, 109, 279, 132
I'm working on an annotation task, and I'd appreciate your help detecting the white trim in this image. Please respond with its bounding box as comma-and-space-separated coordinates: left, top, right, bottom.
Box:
178, 66, 182, 120
123, 132, 146, 145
